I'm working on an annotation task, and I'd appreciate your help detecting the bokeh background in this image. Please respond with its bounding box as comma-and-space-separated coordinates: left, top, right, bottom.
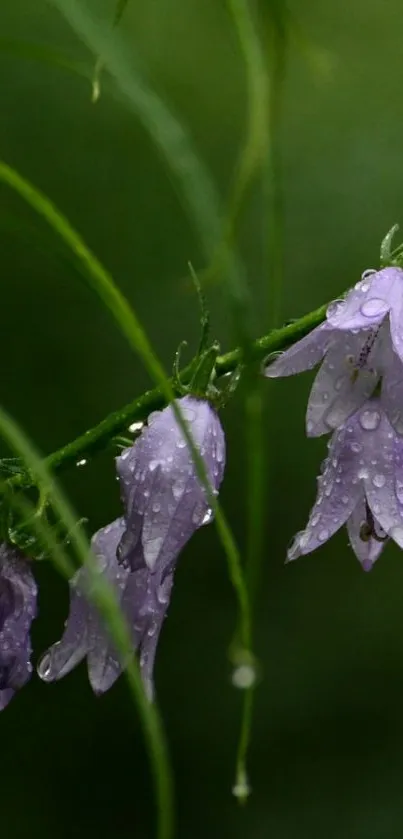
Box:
2, 1, 403, 837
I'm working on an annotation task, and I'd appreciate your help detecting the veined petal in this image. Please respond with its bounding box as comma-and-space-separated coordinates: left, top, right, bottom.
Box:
306, 331, 379, 436
37, 583, 90, 682
117, 396, 225, 573
0, 545, 37, 704
287, 424, 362, 560
389, 280, 403, 363
327, 268, 403, 330
347, 496, 386, 570
264, 322, 332, 378
361, 407, 403, 544
379, 327, 403, 434
87, 518, 130, 695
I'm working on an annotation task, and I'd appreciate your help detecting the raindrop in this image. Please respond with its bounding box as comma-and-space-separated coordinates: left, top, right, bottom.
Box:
152, 501, 161, 513
350, 442, 362, 453
149, 460, 160, 472
202, 508, 214, 525
231, 664, 256, 690
181, 406, 196, 422
358, 468, 369, 480
372, 473, 386, 488
360, 298, 388, 318
327, 300, 345, 320
176, 438, 187, 449
37, 650, 53, 682
311, 513, 321, 527
172, 480, 186, 501
76, 458, 87, 467
128, 421, 144, 433
318, 528, 329, 542
359, 409, 381, 431
341, 495, 349, 504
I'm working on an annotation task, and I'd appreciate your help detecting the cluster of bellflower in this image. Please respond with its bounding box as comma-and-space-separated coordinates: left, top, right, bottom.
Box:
265, 266, 403, 569
0, 395, 225, 709
3, 261, 403, 711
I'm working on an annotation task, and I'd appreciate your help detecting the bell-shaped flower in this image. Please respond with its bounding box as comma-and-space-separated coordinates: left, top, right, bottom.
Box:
116, 395, 226, 574
264, 268, 403, 436
37, 517, 173, 699
0, 544, 37, 709
287, 398, 403, 570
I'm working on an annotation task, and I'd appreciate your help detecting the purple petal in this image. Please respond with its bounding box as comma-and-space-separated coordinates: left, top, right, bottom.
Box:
327, 268, 403, 331
306, 330, 379, 436
389, 283, 403, 363
359, 407, 403, 544
0, 545, 37, 705
120, 568, 174, 700
347, 495, 386, 570
287, 422, 362, 560
379, 327, 403, 434
264, 322, 332, 378
86, 519, 130, 695
38, 519, 128, 686
117, 396, 225, 573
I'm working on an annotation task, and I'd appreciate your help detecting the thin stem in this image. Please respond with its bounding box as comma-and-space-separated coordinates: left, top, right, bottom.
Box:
7, 300, 327, 482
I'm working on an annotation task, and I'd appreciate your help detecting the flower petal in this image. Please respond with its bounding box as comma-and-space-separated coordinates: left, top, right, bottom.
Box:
264, 322, 332, 378
288, 423, 362, 560
0, 546, 37, 699
306, 331, 379, 436
118, 397, 225, 572
347, 495, 386, 570
379, 328, 403, 434
326, 269, 403, 330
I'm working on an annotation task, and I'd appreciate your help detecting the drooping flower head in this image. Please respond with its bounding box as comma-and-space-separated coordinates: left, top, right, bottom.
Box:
0, 543, 37, 709
37, 518, 173, 699
116, 395, 226, 574
264, 267, 403, 436
38, 396, 226, 699
288, 398, 403, 570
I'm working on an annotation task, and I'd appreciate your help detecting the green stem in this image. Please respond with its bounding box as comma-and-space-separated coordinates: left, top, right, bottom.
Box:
7, 301, 327, 481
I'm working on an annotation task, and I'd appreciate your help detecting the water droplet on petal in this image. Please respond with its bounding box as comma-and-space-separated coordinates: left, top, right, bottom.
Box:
360, 298, 388, 318
359, 409, 381, 431
37, 650, 53, 682
176, 438, 187, 449
128, 421, 144, 433
149, 459, 160, 472
351, 442, 362, 453
202, 508, 214, 525
372, 473, 386, 488
341, 495, 349, 504
396, 482, 403, 504
311, 513, 321, 527
318, 528, 329, 542
358, 468, 369, 480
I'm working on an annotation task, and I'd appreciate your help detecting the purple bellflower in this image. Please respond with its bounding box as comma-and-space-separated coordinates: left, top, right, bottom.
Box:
38, 396, 226, 699
288, 398, 403, 570
116, 395, 226, 575
38, 517, 172, 699
265, 267, 403, 436
0, 544, 37, 709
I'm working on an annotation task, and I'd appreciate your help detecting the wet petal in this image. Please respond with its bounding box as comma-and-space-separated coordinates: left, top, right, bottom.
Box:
327, 268, 403, 330
264, 322, 332, 378
288, 422, 362, 560
306, 330, 379, 436
347, 496, 386, 570
360, 407, 403, 543
0, 545, 37, 703
117, 396, 225, 573
379, 328, 403, 434
86, 518, 130, 695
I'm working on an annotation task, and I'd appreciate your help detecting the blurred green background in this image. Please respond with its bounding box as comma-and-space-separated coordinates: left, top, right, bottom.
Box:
2, 1, 403, 837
